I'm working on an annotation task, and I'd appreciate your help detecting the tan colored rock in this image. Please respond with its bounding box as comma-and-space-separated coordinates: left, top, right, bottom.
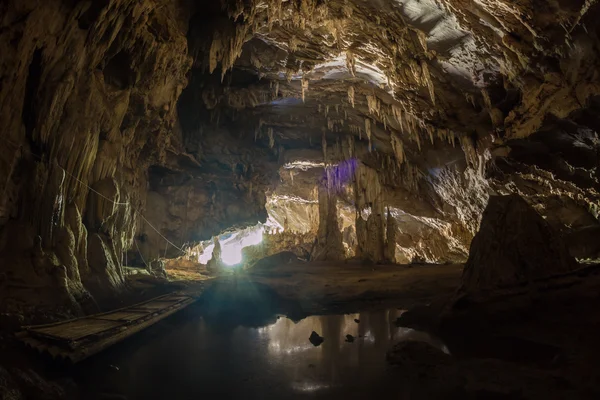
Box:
311, 184, 345, 261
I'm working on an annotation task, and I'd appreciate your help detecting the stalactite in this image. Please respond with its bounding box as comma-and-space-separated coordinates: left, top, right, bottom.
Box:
427, 125, 434, 145
209, 34, 224, 74
421, 61, 436, 106
348, 86, 355, 108
366, 94, 380, 116
481, 88, 492, 109
268, 127, 275, 148
365, 118, 372, 152
390, 134, 405, 166
392, 104, 403, 132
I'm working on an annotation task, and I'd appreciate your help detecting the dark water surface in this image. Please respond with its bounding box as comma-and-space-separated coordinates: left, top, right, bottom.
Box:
73, 283, 447, 399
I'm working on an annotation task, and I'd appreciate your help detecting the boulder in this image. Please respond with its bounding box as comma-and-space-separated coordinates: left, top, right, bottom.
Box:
461, 195, 578, 294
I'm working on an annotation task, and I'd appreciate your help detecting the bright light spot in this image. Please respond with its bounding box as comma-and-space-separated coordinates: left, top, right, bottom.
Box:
196, 225, 265, 266
198, 243, 215, 264
291, 382, 330, 392
360, 207, 372, 221
268, 342, 315, 355
283, 160, 326, 171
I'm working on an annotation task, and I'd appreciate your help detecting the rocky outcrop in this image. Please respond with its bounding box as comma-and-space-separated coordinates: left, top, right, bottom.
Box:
0, 0, 191, 315
461, 195, 578, 294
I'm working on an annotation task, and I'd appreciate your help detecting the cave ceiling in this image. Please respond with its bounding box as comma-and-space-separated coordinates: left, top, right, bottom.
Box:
180, 0, 600, 165
163, 0, 600, 249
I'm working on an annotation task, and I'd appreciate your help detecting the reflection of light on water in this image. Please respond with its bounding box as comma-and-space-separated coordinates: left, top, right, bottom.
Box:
291, 382, 330, 392
363, 330, 375, 343
251, 310, 450, 394
269, 342, 314, 355
259, 315, 324, 357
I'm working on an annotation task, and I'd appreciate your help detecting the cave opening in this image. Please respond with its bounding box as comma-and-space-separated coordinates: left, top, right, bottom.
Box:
2, 0, 600, 399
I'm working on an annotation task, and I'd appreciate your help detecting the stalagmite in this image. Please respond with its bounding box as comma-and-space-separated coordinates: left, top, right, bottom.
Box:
311, 181, 345, 261
301, 78, 309, 102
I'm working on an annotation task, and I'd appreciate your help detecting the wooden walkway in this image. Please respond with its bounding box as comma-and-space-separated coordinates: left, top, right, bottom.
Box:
17, 293, 196, 363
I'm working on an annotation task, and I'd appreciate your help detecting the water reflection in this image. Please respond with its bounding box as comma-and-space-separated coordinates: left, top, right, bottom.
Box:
77, 308, 448, 399
256, 310, 447, 394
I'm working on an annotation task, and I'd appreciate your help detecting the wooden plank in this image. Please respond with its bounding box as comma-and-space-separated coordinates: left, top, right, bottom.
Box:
131, 301, 182, 311
91, 311, 149, 322
160, 295, 191, 302
29, 319, 123, 342
19, 293, 198, 363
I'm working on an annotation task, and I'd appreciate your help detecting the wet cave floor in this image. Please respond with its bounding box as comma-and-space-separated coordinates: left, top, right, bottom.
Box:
9, 262, 600, 400
73, 302, 437, 399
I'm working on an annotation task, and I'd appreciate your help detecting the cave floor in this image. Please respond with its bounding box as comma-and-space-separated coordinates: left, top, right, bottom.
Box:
67, 263, 464, 399
245, 261, 464, 316
5, 263, 600, 399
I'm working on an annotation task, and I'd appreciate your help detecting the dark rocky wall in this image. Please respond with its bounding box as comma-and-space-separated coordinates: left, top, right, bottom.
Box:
0, 0, 192, 314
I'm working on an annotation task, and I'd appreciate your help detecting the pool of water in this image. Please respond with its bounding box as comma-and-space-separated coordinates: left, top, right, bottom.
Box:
72, 282, 447, 399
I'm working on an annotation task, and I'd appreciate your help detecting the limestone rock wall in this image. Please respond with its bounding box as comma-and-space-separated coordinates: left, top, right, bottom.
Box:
0, 0, 191, 314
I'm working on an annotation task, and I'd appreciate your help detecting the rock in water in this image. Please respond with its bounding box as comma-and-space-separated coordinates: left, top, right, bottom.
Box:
309, 331, 324, 347
461, 195, 578, 294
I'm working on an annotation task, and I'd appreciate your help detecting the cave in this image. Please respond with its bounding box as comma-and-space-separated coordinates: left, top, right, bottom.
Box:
1, 0, 600, 399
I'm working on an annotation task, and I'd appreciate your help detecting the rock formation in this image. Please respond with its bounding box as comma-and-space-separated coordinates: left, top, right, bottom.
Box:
461, 195, 578, 294
311, 182, 346, 261
0, 0, 599, 315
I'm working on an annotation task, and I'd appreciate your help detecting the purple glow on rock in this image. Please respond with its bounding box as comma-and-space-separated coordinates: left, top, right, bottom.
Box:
323, 158, 358, 192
